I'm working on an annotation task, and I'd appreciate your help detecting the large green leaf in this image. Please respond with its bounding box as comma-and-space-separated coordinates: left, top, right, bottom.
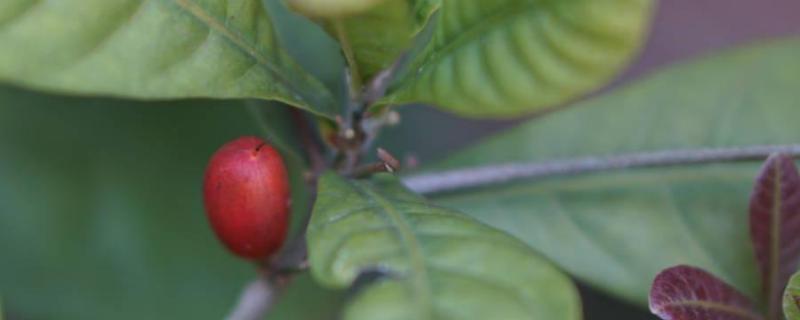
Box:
381, 0, 653, 117
0, 0, 338, 118
0, 86, 342, 319
415, 38, 800, 306
785, 272, 800, 320
307, 173, 580, 320
317, 0, 440, 81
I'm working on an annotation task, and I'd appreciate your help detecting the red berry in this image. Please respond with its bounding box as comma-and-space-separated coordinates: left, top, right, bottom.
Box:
203, 136, 290, 260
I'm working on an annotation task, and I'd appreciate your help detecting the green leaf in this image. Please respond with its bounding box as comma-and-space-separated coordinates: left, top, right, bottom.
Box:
418, 38, 800, 306
317, 0, 440, 81
286, 0, 388, 18
0, 86, 342, 319
785, 272, 800, 320
264, 0, 345, 91
380, 0, 654, 117
307, 173, 580, 320
0, 0, 338, 118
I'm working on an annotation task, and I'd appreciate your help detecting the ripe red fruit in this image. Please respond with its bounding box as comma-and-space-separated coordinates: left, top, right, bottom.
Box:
203, 136, 290, 260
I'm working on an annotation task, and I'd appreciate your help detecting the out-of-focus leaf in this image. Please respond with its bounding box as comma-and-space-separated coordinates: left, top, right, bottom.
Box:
286, 0, 387, 18
320, 0, 439, 81
246, 100, 307, 166
749, 154, 800, 320
264, 0, 345, 92
417, 38, 800, 306
0, 0, 338, 118
784, 272, 800, 320
380, 0, 653, 117
0, 86, 342, 319
307, 173, 580, 320
650, 265, 763, 320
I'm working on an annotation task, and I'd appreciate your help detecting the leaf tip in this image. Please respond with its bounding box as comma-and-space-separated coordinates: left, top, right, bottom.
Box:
649, 265, 694, 317
649, 265, 760, 320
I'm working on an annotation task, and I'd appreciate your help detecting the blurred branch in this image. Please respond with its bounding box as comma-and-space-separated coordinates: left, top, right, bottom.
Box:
228, 109, 323, 320
225, 274, 287, 320
348, 148, 401, 178
362, 53, 406, 107
225, 207, 313, 320
332, 19, 363, 100
403, 144, 800, 195
290, 109, 326, 176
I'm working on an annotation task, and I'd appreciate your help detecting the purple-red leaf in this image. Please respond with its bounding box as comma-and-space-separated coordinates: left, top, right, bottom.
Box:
750, 153, 800, 319
650, 265, 763, 320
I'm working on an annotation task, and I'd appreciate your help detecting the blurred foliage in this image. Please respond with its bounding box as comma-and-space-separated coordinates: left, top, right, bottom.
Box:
0, 86, 342, 319
314, 0, 439, 81
264, 0, 345, 97
422, 38, 800, 306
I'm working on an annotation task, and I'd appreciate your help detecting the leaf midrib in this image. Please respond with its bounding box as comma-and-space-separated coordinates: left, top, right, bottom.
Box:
172, 0, 312, 105
768, 163, 782, 319
354, 182, 433, 319
414, 1, 533, 72
659, 300, 763, 320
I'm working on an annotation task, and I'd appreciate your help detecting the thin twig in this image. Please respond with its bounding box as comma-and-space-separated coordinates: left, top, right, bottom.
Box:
225, 191, 317, 320
290, 108, 326, 175
332, 19, 363, 100
363, 53, 407, 107
402, 144, 800, 195
225, 274, 288, 320
228, 107, 327, 320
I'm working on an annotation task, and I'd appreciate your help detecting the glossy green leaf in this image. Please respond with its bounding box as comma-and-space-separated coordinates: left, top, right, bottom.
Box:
317, 0, 440, 81
417, 38, 800, 306
381, 0, 654, 117
0, 86, 342, 319
784, 272, 800, 320
0, 0, 338, 118
307, 173, 580, 320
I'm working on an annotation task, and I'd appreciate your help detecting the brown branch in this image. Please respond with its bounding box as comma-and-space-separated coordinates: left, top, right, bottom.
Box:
225, 187, 317, 320
290, 108, 327, 176
227, 108, 326, 320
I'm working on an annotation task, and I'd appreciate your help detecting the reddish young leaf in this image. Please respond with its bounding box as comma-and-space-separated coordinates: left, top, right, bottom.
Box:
750, 153, 800, 319
650, 265, 763, 320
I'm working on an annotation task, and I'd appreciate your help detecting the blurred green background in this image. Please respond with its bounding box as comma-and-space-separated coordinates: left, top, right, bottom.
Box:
2, 0, 799, 319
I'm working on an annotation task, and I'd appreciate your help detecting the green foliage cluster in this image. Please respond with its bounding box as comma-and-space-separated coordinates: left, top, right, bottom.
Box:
1, 0, 798, 319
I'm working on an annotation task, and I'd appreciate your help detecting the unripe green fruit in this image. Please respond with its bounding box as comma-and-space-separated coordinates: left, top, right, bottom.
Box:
203, 136, 290, 260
